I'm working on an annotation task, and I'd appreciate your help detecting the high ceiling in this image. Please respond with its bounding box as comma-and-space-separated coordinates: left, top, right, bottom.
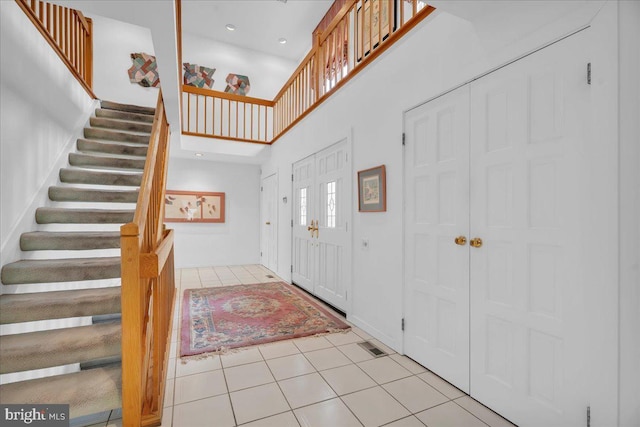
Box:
182, 0, 334, 63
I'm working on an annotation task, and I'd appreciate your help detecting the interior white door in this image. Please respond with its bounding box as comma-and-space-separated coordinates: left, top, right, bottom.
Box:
292, 156, 316, 293
469, 32, 592, 426
314, 140, 351, 311
403, 85, 471, 393
261, 173, 278, 272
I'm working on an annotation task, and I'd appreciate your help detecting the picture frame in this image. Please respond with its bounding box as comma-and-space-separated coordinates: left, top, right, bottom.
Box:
358, 165, 386, 212
356, 0, 394, 61
164, 190, 225, 223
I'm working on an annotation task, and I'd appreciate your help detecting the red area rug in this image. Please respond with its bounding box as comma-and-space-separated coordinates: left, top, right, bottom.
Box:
180, 282, 350, 357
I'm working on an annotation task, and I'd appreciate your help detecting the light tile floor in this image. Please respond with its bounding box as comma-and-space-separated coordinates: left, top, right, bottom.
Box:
95, 265, 516, 427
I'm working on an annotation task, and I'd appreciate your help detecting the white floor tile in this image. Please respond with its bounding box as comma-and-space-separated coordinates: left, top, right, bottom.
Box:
325, 331, 363, 346
175, 355, 221, 377
159, 407, 173, 427
304, 347, 353, 371
266, 353, 316, 380
454, 396, 516, 427
241, 411, 300, 427
389, 354, 427, 374
337, 343, 375, 363
173, 394, 235, 427
417, 371, 465, 400
173, 370, 227, 405
358, 357, 412, 384
225, 361, 275, 391
221, 347, 264, 368
164, 378, 175, 408
415, 401, 486, 427
278, 372, 337, 409
292, 336, 333, 352
230, 383, 291, 425
342, 387, 411, 427
258, 340, 301, 360
383, 416, 426, 427
383, 376, 449, 413
294, 398, 363, 427
320, 364, 377, 395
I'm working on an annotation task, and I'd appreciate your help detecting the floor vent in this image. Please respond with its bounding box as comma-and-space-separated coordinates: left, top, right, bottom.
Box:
358, 341, 387, 357
266, 274, 275, 278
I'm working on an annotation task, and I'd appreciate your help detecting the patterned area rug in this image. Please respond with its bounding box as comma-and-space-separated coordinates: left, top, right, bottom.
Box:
180, 282, 350, 357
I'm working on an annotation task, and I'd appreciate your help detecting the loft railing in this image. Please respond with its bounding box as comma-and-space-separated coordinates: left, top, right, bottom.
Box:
182, 86, 273, 144
15, 0, 95, 98
121, 91, 175, 427
180, 1, 434, 144
272, 0, 435, 142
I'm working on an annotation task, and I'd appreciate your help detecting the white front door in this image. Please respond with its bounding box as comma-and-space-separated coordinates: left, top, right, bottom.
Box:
261, 173, 278, 272
469, 31, 592, 427
403, 85, 471, 393
292, 156, 316, 293
292, 139, 351, 311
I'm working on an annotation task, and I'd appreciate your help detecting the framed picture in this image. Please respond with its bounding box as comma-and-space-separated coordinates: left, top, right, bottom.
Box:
164, 190, 225, 223
358, 165, 386, 212
356, 0, 393, 61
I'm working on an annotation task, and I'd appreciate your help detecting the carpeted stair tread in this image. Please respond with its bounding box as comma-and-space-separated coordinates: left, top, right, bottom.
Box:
69, 153, 146, 170
36, 207, 134, 224
0, 287, 121, 324
0, 365, 122, 418
95, 108, 154, 123
101, 100, 155, 116
90, 117, 153, 133
84, 127, 150, 145
1, 257, 120, 285
49, 186, 139, 203
77, 139, 148, 157
21, 231, 121, 251
0, 322, 121, 374
60, 168, 142, 186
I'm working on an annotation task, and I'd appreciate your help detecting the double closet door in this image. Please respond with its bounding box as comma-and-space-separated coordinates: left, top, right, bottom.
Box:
404, 31, 609, 427
292, 139, 351, 312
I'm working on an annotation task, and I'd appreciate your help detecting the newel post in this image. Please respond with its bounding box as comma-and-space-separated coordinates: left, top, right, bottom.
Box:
120, 223, 143, 427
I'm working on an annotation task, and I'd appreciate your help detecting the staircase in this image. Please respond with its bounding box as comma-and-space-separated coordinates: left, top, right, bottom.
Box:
0, 101, 155, 421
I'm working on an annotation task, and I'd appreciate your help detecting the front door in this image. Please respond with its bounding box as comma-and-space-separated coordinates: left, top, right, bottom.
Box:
292, 139, 351, 311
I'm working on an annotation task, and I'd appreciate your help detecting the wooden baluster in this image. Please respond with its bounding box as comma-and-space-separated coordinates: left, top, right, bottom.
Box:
38, 1, 43, 23
187, 93, 191, 132
235, 101, 239, 138
195, 94, 199, 134
413, 0, 417, 18
388, 0, 393, 36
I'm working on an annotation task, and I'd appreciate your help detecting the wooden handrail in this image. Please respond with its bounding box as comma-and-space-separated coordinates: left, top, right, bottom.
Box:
183, 85, 274, 107
15, 0, 95, 98
121, 90, 175, 427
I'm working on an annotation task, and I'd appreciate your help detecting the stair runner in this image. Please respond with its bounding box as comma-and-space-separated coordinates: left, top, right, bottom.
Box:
0, 100, 155, 420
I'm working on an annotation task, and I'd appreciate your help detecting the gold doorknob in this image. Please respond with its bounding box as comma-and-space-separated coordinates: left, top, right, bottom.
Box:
454, 236, 467, 246
265, 221, 271, 225
470, 237, 483, 248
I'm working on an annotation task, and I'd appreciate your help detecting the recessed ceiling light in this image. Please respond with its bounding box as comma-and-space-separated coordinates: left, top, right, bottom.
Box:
195, 153, 203, 157
278, 38, 287, 44
225, 24, 236, 31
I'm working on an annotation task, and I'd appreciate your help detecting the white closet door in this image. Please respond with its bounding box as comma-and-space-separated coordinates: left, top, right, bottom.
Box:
261, 173, 278, 272
469, 32, 592, 426
292, 156, 316, 293
315, 139, 351, 311
403, 85, 471, 392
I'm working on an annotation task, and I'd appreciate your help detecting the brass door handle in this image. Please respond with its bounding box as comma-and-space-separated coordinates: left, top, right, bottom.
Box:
307, 220, 319, 238
454, 236, 467, 246
470, 237, 483, 248
266, 221, 271, 225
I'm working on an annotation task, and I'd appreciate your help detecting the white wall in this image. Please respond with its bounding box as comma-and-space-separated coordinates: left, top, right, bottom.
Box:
182, 32, 297, 99
261, 3, 632, 424
0, 1, 95, 267
91, 15, 158, 107
166, 158, 261, 268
